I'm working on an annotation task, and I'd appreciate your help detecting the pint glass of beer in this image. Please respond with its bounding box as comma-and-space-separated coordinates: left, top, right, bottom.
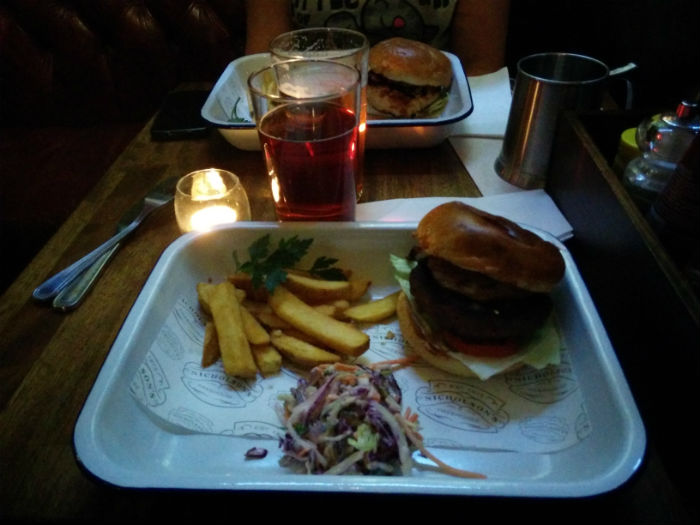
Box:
248, 59, 361, 221
270, 28, 369, 200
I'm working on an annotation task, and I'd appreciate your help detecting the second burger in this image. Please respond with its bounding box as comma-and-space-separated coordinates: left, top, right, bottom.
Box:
367, 37, 453, 118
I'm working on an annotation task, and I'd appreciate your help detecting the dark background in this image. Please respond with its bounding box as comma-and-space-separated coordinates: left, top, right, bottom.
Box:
505, 0, 700, 110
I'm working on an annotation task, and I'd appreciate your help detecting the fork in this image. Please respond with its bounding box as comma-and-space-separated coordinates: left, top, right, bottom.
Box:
51, 244, 120, 311
32, 191, 174, 302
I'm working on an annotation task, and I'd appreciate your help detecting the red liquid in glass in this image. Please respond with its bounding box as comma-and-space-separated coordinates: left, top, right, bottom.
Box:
259, 102, 358, 221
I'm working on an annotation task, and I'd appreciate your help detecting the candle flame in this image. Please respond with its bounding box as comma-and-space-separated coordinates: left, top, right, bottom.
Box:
190, 205, 238, 231
192, 168, 227, 201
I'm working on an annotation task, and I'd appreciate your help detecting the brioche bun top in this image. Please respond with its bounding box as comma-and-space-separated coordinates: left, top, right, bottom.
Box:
415, 201, 565, 293
369, 37, 452, 87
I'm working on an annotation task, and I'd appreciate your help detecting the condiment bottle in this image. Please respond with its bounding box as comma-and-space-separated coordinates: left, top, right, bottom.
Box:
612, 127, 641, 177
623, 99, 700, 212
646, 133, 700, 290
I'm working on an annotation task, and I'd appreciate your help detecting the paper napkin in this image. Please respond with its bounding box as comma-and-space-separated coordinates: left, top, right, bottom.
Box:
356, 190, 573, 241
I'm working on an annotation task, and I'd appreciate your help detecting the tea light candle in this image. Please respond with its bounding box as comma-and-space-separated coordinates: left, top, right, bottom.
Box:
189, 205, 239, 231
175, 168, 251, 232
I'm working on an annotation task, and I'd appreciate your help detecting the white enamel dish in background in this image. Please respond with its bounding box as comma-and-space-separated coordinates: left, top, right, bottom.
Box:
74, 222, 645, 496
201, 53, 474, 150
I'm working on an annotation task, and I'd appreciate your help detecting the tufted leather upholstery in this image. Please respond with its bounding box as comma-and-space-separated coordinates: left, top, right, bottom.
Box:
0, 0, 248, 293
0, 0, 246, 125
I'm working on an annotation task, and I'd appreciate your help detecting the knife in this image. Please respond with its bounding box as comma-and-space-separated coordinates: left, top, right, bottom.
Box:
52, 190, 160, 311
36, 177, 179, 309
51, 233, 123, 311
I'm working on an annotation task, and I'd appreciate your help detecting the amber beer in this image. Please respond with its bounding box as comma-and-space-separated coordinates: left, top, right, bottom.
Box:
248, 59, 361, 221
269, 28, 369, 199
259, 102, 357, 221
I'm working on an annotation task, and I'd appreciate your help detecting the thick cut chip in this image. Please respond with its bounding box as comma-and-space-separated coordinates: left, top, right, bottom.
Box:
283, 273, 352, 304
201, 321, 220, 368
209, 281, 257, 378
268, 286, 370, 357
269, 331, 341, 368
343, 291, 400, 323
251, 344, 283, 376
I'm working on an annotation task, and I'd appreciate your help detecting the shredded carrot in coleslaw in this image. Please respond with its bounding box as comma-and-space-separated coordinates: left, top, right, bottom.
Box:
277, 361, 485, 479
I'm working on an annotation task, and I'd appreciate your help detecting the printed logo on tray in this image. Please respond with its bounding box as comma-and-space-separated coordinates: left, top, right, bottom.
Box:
167, 406, 215, 433
415, 380, 509, 433
181, 361, 264, 408
130, 351, 169, 407
519, 415, 570, 444
505, 352, 578, 404
224, 420, 281, 440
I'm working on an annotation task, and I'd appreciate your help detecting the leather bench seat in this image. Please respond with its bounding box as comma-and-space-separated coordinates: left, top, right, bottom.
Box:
0, 0, 246, 292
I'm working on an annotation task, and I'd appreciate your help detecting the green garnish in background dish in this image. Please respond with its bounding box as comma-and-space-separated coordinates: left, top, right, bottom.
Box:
228, 97, 250, 123
233, 234, 346, 293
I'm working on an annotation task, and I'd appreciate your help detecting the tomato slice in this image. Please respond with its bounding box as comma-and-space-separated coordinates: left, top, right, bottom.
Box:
443, 332, 519, 358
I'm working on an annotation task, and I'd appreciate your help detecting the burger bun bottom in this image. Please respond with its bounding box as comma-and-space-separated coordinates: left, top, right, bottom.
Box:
396, 292, 525, 378
367, 84, 444, 118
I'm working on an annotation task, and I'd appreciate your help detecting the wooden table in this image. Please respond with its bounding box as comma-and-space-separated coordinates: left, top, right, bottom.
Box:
1, 122, 696, 523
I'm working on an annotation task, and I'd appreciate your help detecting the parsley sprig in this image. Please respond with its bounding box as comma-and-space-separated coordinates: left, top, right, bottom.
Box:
227, 97, 250, 123
233, 234, 346, 292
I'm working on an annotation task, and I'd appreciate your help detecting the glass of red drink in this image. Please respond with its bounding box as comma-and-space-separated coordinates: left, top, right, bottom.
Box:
248, 59, 361, 222
269, 28, 369, 201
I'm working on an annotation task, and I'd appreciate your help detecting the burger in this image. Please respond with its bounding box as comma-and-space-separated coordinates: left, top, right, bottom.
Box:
367, 37, 452, 118
393, 201, 566, 379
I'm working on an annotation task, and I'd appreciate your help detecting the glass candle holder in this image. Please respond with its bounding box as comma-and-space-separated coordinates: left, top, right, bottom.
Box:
175, 168, 251, 232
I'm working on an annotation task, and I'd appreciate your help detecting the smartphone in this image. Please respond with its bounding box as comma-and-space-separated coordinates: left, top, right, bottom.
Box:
150, 90, 211, 140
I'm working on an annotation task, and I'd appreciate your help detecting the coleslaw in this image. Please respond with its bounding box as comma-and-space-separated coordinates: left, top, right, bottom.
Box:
277, 361, 485, 478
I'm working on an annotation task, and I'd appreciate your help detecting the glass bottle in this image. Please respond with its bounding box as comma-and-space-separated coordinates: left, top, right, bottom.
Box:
623, 100, 700, 212
612, 127, 641, 178
646, 133, 700, 292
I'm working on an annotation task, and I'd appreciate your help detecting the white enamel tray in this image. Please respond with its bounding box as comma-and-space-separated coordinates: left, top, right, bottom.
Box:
74, 222, 645, 496
201, 53, 474, 150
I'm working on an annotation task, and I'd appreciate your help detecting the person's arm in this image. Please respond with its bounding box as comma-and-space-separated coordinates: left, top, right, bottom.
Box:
450, 0, 510, 76
245, 0, 292, 54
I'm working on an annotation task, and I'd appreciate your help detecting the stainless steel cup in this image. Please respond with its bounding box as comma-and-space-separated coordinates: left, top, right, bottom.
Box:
495, 52, 610, 189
